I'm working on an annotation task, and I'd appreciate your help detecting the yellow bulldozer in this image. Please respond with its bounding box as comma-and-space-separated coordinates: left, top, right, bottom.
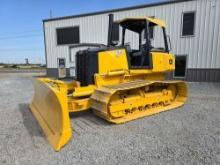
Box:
30, 14, 187, 151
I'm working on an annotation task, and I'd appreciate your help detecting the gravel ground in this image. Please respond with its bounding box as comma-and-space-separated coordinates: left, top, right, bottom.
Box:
0, 73, 220, 165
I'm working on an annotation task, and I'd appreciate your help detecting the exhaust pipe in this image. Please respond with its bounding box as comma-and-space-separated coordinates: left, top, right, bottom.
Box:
107, 14, 114, 47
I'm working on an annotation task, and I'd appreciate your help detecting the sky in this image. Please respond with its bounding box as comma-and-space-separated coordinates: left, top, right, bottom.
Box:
0, 0, 164, 64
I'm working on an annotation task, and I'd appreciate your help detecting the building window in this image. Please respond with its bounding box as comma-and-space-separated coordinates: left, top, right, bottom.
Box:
56, 26, 80, 45
182, 12, 195, 36
174, 55, 187, 78
112, 22, 119, 41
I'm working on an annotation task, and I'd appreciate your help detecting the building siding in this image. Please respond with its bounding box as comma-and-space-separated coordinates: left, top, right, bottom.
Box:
44, 0, 220, 82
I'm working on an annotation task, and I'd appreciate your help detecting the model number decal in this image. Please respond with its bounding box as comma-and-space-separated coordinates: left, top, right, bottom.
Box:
115, 50, 123, 58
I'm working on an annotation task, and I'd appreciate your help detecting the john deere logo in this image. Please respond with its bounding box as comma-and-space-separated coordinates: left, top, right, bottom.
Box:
169, 59, 173, 65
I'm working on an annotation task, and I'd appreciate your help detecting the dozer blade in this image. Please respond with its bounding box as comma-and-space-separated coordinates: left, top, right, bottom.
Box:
30, 78, 72, 151
91, 80, 187, 124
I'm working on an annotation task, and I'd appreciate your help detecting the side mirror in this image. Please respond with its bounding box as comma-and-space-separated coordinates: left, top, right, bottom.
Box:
167, 35, 172, 51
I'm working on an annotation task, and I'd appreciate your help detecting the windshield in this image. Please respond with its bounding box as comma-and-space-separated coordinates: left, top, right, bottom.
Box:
142, 25, 167, 52
120, 22, 168, 53
124, 29, 139, 50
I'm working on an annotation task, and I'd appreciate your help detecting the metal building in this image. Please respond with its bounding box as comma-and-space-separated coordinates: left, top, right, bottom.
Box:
43, 0, 220, 82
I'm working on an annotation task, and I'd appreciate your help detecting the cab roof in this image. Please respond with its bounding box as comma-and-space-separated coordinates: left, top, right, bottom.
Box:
117, 17, 166, 33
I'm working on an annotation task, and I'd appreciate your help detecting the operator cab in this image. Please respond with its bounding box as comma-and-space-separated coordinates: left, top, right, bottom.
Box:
117, 17, 170, 69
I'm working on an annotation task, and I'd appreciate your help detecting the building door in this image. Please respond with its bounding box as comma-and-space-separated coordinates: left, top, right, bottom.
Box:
57, 58, 66, 78
174, 55, 187, 78
58, 58, 65, 68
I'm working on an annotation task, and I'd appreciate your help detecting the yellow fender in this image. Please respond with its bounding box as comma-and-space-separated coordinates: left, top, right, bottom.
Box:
30, 78, 72, 151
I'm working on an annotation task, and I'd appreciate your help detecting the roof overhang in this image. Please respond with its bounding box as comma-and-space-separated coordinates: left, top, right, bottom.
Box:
43, 0, 194, 23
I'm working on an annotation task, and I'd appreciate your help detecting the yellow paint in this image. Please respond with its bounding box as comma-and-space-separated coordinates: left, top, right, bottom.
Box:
68, 98, 90, 112
151, 52, 175, 72
91, 80, 187, 124
73, 85, 96, 97
98, 49, 128, 74
30, 78, 72, 151
30, 16, 187, 151
30, 50, 183, 151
